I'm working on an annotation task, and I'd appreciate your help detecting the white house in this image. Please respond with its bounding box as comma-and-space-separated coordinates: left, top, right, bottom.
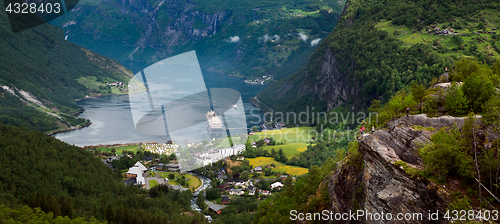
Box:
229, 189, 244, 196
271, 182, 283, 190
126, 161, 148, 186
194, 144, 246, 165
248, 186, 256, 195
252, 166, 263, 172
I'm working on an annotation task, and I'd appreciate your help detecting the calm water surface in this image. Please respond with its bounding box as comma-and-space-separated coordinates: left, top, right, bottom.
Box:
54, 71, 266, 146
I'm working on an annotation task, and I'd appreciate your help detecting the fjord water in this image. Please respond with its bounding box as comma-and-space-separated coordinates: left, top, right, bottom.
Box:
54, 71, 266, 146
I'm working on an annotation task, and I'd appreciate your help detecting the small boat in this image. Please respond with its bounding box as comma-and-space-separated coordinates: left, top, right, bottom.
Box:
232, 104, 237, 109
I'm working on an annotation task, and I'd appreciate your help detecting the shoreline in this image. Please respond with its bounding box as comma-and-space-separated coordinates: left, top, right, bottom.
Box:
81, 142, 140, 149
249, 97, 269, 114
51, 89, 148, 136
46, 122, 92, 136
75, 88, 147, 102
193, 175, 204, 192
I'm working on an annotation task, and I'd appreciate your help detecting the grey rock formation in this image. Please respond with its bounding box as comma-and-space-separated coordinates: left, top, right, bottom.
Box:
314, 47, 360, 111
327, 114, 470, 223
57, 0, 229, 62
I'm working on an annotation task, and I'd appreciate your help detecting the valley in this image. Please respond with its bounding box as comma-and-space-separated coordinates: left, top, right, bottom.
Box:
2, 0, 500, 223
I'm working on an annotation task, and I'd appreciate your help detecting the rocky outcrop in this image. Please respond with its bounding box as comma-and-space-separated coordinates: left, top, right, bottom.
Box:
327, 114, 473, 223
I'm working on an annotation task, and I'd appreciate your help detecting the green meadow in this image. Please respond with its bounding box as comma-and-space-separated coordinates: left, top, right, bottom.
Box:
375, 14, 500, 60
96, 144, 141, 154
149, 179, 159, 188
249, 127, 317, 144
148, 171, 201, 191
260, 143, 308, 157
247, 157, 308, 176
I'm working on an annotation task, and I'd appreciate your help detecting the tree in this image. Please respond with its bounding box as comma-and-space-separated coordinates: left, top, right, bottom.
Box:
241, 173, 249, 181
445, 82, 468, 115
483, 96, 500, 131
197, 191, 207, 210
478, 22, 485, 30
410, 81, 427, 113
264, 169, 272, 176
461, 73, 495, 112
252, 126, 258, 133
420, 126, 472, 181
111, 148, 116, 153
169, 153, 177, 161
462, 113, 482, 206
206, 188, 221, 201
380, 90, 416, 123
453, 35, 464, 45
368, 99, 381, 113
168, 173, 175, 179
105, 205, 116, 224
257, 139, 265, 147
450, 58, 492, 82
60, 196, 73, 219
269, 138, 276, 146
247, 147, 257, 158
274, 154, 281, 162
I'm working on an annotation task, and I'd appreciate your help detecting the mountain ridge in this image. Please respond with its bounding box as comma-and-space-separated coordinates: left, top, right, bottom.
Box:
0, 1, 135, 133
51, 0, 344, 78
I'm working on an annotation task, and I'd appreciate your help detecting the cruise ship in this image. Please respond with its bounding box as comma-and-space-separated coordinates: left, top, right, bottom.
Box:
206, 110, 223, 134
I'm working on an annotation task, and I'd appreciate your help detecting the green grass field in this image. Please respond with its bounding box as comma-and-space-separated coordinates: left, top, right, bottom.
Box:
249, 127, 317, 144
110, 86, 123, 95
148, 171, 201, 190
375, 17, 500, 60
260, 143, 308, 157
77, 76, 105, 90
96, 144, 141, 154
247, 157, 308, 176
149, 179, 159, 188
215, 135, 248, 148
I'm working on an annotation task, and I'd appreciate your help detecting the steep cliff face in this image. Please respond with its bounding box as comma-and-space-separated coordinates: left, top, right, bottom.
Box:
327, 115, 473, 223
256, 0, 371, 113
118, 0, 228, 58
313, 46, 360, 111
52, 0, 343, 77
55, 0, 228, 62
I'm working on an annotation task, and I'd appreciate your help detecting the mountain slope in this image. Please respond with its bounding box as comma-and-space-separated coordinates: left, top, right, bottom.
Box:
257, 0, 500, 114
0, 123, 202, 223
0, 1, 134, 133
255, 114, 500, 223
50, 0, 344, 78
255, 58, 500, 223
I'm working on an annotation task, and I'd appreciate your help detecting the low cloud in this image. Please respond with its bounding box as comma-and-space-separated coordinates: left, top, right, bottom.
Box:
229, 36, 240, 43
310, 38, 321, 46
298, 32, 308, 42
260, 34, 280, 42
